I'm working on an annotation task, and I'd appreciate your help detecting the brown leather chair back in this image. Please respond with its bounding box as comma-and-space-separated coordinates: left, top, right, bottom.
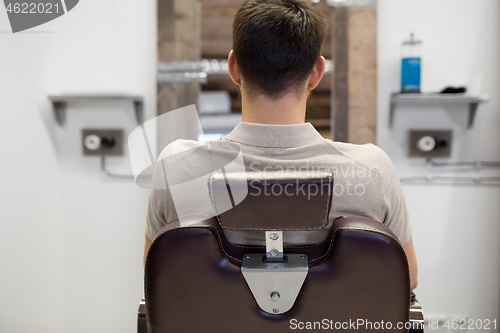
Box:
144, 172, 411, 332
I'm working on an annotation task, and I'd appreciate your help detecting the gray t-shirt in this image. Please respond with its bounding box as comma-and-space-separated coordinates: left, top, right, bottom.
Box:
146, 122, 412, 245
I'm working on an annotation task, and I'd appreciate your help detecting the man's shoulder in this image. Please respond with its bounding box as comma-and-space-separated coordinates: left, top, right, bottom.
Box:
324, 140, 384, 171
157, 139, 206, 161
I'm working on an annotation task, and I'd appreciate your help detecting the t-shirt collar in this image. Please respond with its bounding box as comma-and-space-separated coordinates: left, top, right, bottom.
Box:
223, 122, 325, 148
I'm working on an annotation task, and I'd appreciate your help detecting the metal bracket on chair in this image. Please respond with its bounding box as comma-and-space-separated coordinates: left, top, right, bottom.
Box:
241, 231, 308, 315
265, 231, 284, 259
137, 299, 147, 333
409, 292, 425, 333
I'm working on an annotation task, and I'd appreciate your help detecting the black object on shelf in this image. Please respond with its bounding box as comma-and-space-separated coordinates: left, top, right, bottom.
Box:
440, 86, 467, 94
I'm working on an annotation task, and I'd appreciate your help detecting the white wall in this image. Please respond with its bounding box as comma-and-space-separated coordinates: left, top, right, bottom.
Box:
378, 0, 500, 328
0, 1, 156, 332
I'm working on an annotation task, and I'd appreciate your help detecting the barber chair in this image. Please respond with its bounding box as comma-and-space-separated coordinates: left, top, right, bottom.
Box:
138, 169, 424, 332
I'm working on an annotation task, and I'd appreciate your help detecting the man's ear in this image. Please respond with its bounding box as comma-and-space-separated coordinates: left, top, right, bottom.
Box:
308, 56, 326, 91
228, 50, 241, 86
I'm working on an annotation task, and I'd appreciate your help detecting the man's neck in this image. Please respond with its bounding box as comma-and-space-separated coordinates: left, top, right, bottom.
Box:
240, 90, 308, 125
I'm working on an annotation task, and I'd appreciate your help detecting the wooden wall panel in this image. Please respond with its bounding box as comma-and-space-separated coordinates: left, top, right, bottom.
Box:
200, 0, 332, 59
332, 5, 377, 144
201, 0, 243, 59
158, 0, 201, 116
157, 0, 201, 152
332, 7, 349, 143
347, 6, 377, 144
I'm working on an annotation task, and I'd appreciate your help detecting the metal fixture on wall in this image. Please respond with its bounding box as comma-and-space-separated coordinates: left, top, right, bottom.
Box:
82, 130, 135, 180
426, 159, 500, 168
400, 176, 500, 186
310, 0, 376, 7
409, 130, 452, 158
400, 159, 500, 185
49, 95, 143, 180
325, 0, 375, 7
100, 157, 134, 180
82, 129, 124, 157
157, 59, 333, 84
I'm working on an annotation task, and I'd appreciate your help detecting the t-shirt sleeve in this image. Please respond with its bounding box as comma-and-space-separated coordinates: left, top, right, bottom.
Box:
377, 147, 413, 245
145, 158, 177, 240
146, 190, 167, 240
146, 138, 210, 239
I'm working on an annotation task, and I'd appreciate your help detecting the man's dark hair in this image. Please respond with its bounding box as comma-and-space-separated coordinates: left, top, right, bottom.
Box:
232, 0, 327, 100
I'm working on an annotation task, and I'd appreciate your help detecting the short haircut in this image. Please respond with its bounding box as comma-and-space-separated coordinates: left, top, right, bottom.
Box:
232, 0, 326, 100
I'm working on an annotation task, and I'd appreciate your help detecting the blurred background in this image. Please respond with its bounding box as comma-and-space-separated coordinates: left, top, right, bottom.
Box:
0, 0, 499, 332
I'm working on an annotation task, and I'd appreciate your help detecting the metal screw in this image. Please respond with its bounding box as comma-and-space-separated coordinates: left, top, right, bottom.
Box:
271, 292, 280, 302
270, 233, 279, 241
270, 249, 280, 257
300, 255, 306, 259
245, 255, 250, 259
273, 308, 279, 313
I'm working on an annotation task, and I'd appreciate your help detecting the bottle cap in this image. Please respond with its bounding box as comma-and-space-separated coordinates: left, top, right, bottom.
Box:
403, 32, 422, 45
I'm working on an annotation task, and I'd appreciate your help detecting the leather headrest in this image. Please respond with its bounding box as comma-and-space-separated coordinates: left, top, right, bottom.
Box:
209, 168, 333, 230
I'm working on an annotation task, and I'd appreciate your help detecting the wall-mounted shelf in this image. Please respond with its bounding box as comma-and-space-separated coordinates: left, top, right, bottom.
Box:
49, 94, 144, 126
389, 93, 489, 128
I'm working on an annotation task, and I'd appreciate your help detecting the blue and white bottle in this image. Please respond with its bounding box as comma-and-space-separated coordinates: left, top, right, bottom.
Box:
401, 33, 422, 93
